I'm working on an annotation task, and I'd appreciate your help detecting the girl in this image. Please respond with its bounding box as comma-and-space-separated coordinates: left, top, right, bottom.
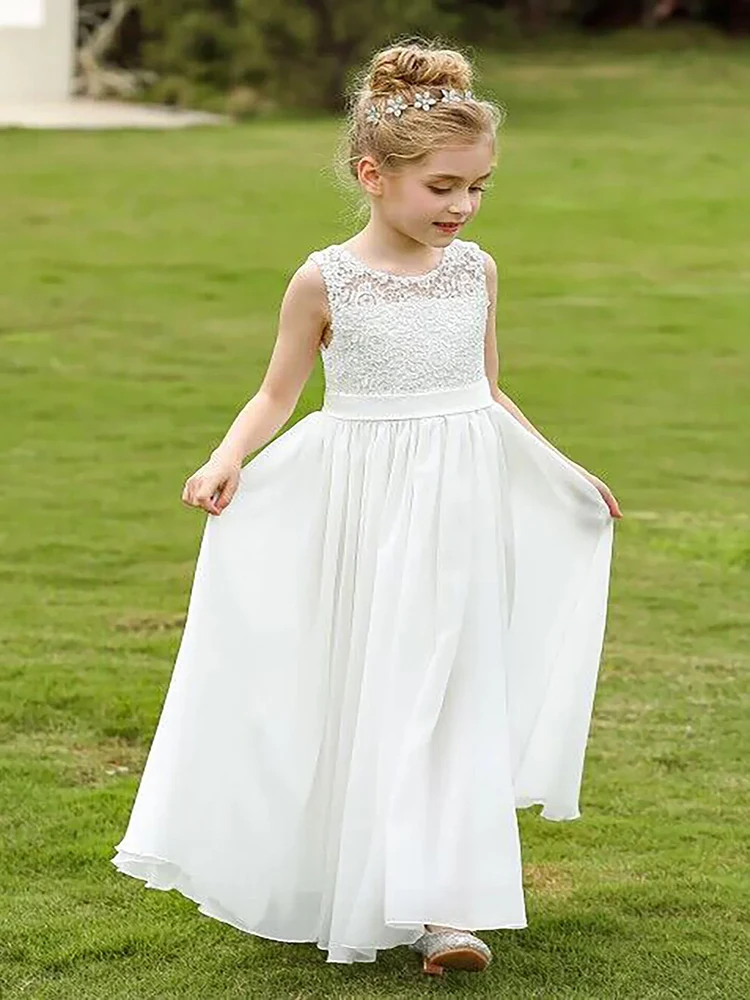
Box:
112, 39, 621, 976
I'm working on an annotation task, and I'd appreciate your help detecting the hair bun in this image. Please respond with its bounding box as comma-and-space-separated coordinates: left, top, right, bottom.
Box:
366, 42, 473, 97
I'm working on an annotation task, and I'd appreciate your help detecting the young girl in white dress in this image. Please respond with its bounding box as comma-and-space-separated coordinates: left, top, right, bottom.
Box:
111, 39, 621, 976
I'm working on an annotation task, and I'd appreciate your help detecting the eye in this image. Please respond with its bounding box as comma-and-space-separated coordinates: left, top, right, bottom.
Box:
428, 185, 452, 194
469, 185, 486, 193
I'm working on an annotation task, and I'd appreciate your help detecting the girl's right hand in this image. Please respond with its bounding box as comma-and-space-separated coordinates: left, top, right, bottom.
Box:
181, 457, 241, 516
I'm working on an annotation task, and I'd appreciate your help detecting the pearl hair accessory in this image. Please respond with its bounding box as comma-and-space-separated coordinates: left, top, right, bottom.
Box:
365, 88, 474, 124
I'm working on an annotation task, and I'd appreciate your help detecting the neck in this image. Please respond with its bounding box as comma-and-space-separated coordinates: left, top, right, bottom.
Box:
354, 214, 444, 270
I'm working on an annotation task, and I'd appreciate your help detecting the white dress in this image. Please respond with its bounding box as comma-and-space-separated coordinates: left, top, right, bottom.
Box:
111, 238, 615, 965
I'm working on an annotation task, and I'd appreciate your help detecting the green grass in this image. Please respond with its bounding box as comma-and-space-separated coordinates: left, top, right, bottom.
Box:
2, 42, 750, 999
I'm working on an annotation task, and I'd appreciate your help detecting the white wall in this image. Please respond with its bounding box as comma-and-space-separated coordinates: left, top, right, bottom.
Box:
0, 0, 75, 101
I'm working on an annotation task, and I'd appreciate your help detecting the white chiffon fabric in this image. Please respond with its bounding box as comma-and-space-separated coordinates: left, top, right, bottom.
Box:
111, 240, 614, 964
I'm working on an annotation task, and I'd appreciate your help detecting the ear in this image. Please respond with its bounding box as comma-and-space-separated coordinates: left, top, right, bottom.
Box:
356, 156, 383, 197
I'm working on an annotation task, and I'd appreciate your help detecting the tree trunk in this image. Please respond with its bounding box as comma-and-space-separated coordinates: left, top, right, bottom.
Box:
76, 0, 142, 99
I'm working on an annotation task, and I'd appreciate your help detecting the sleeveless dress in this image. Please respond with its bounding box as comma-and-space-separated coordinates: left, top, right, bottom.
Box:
111, 239, 615, 965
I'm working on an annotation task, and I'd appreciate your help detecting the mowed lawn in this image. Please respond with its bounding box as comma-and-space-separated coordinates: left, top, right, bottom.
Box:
1, 41, 749, 1000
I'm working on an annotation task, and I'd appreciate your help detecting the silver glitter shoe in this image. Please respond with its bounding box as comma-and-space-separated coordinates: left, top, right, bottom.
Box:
409, 926, 493, 975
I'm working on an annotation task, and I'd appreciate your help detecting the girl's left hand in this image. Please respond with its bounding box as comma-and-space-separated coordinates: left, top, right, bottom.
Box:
583, 472, 623, 519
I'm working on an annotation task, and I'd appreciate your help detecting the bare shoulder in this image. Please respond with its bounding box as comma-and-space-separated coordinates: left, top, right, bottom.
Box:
284, 258, 327, 303
479, 248, 498, 302
480, 248, 498, 282
278, 258, 329, 331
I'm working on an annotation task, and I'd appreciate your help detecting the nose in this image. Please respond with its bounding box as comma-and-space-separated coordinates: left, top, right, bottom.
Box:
448, 193, 472, 217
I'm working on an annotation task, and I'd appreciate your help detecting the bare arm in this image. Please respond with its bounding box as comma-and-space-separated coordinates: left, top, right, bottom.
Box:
181, 260, 329, 515
210, 260, 329, 465
482, 250, 587, 474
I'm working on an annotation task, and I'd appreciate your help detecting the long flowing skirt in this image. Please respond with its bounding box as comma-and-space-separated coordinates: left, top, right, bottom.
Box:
111, 378, 614, 964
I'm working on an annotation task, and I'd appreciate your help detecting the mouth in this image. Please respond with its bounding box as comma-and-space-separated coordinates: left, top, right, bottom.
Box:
433, 222, 463, 234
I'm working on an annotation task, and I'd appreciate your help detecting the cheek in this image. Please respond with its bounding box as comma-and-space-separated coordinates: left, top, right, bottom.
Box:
413, 190, 443, 218
392, 188, 425, 217
389, 183, 442, 220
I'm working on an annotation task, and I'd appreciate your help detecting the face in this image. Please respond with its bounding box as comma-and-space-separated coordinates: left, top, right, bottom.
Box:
359, 136, 495, 248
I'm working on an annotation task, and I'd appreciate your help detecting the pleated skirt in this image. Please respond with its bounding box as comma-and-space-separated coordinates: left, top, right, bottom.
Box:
111, 378, 614, 964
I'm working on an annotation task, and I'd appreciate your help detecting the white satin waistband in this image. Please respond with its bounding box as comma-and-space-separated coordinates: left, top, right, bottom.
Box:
320, 379, 495, 421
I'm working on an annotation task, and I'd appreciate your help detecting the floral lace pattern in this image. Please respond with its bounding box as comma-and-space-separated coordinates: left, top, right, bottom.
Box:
307, 240, 490, 397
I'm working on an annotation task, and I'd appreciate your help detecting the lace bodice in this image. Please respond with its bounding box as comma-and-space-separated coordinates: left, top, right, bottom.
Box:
307, 239, 490, 397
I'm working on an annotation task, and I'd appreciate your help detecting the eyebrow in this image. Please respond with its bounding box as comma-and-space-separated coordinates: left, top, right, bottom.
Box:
426, 171, 493, 182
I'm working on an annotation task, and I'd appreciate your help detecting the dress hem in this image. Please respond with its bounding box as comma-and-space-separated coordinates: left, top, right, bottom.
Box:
110, 849, 530, 962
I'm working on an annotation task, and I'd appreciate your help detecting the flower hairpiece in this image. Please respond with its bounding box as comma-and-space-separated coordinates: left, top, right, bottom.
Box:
385, 95, 408, 118
365, 88, 475, 125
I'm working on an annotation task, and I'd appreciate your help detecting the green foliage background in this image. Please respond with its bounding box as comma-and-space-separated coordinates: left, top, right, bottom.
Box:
77, 0, 750, 112
134, 0, 456, 111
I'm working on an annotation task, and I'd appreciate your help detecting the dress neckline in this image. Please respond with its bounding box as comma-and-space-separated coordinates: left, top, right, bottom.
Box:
335, 240, 456, 281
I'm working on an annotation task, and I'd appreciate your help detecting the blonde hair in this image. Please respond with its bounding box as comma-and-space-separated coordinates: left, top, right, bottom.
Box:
342, 38, 506, 180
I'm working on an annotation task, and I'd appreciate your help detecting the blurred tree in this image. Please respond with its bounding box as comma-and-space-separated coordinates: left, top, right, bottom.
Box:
704, 0, 750, 32
138, 1, 239, 91
578, 0, 750, 30
508, 0, 551, 32
233, 0, 453, 111
76, 0, 150, 97
74, 0, 750, 108
127, 0, 455, 111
